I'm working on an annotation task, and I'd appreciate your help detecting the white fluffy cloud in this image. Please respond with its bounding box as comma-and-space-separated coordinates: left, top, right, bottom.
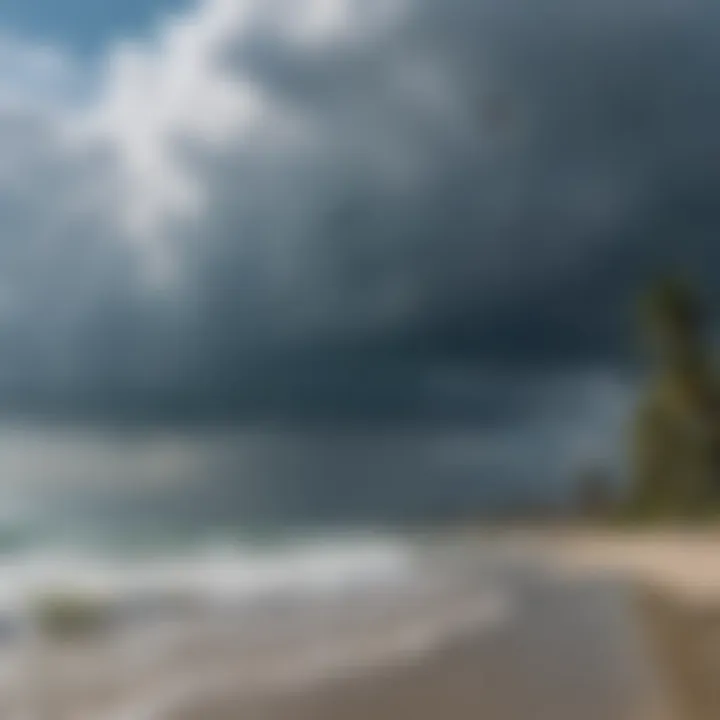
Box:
0, 0, 632, 320
0, 1, 412, 289
60, 0, 413, 284
0, 0, 432, 390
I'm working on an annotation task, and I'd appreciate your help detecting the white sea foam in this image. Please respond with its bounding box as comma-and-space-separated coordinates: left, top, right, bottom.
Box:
0, 533, 415, 618
0, 535, 516, 719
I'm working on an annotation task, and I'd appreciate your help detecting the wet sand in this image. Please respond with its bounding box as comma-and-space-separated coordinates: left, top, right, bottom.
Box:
173, 569, 670, 720
13, 530, 720, 719
530, 528, 720, 720
637, 589, 720, 720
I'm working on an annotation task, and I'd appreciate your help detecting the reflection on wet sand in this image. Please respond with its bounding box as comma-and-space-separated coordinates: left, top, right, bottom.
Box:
638, 588, 720, 720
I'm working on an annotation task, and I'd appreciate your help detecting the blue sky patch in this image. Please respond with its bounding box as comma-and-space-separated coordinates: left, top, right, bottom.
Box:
0, 0, 193, 55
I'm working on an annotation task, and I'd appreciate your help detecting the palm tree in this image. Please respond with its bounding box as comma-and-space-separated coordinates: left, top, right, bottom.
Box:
631, 277, 720, 517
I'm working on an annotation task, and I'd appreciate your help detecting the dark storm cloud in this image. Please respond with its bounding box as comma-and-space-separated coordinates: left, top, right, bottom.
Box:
147, 0, 720, 425
0, 0, 695, 529
7, 370, 628, 528
2, 0, 720, 427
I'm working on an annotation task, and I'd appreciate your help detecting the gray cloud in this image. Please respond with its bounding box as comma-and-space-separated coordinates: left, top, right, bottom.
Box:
0, 370, 630, 529
0, 0, 718, 520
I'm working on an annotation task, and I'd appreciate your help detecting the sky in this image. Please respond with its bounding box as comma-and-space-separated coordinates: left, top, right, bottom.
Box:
0, 0, 716, 528
0, 0, 192, 55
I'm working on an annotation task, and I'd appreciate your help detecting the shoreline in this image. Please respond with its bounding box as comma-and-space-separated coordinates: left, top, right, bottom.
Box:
3, 527, 718, 719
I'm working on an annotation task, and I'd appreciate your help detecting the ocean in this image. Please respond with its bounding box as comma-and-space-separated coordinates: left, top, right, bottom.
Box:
0, 424, 668, 718
0, 528, 669, 719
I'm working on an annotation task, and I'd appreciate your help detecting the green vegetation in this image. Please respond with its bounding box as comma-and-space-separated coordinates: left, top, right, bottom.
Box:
32, 590, 110, 640
628, 277, 720, 520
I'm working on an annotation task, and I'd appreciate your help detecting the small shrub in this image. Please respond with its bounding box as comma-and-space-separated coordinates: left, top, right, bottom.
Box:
31, 591, 109, 640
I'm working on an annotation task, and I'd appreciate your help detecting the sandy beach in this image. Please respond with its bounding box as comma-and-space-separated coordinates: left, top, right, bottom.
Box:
3, 530, 720, 719
539, 529, 720, 720
172, 569, 669, 720
168, 530, 720, 720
